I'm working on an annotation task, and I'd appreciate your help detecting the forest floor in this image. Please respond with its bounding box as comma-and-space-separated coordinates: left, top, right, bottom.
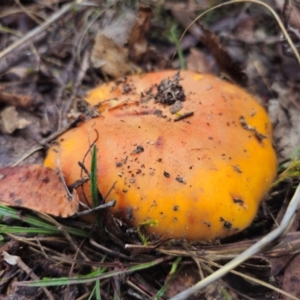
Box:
1, 0, 300, 299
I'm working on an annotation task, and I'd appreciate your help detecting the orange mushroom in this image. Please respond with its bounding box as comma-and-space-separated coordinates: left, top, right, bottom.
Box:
44, 70, 277, 241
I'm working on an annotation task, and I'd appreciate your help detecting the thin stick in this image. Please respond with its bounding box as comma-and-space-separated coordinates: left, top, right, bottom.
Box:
75, 200, 116, 217
11, 115, 84, 166
36, 213, 89, 261
198, 257, 299, 300
14, 0, 44, 25
3, 251, 55, 300
0, 1, 77, 60
90, 239, 135, 260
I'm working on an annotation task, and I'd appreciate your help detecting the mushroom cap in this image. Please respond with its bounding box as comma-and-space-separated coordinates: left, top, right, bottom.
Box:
44, 70, 277, 241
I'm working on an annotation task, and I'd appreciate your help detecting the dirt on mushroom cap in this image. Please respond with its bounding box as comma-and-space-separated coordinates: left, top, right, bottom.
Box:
44, 70, 277, 241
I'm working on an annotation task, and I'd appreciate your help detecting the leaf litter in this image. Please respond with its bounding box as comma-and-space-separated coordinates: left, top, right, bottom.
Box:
0, 0, 300, 299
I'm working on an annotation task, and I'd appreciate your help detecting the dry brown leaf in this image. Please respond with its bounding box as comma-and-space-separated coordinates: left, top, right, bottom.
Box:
102, 10, 136, 47
170, 5, 248, 86
165, 266, 200, 299
239, 18, 257, 41
5, 67, 29, 81
197, 22, 248, 87
0, 134, 44, 167
0, 88, 35, 108
128, 6, 152, 63
0, 106, 32, 134
268, 83, 300, 160
282, 253, 300, 300
91, 32, 138, 78
186, 48, 210, 73
0, 165, 79, 217
275, 0, 300, 30
165, 265, 234, 300
90, 6, 168, 76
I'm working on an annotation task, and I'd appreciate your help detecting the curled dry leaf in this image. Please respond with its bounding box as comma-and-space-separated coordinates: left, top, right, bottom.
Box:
165, 266, 200, 299
186, 48, 210, 73
3, 251, 19, 265
102, 10, 136, 47
91, 6, 153, 78
0, 165, 79, 217
91, 32, 138, 78
0, 84, 36, 108
128, 6, 152, 63
0, 106, 32, 134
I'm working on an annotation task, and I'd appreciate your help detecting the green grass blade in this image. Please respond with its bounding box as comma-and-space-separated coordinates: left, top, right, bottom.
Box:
91, 145, 99, 208
15, 256, 172, 287
0, 205, 57, 229
95, 279, 101, 300
0, 205, 89, 237
154, 257, 182, 300
169, 24, 185, 70
90, 145, 107, 239
88, 285, 96, 300
0, 226, 63, 235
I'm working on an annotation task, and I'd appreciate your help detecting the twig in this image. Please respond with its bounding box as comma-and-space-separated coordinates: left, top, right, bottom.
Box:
0, 1, 78, 60
75, 200, 116, 217
174, 112, 194, 122
2, 251, 55, 300
56, 157, 73, 199
63, 50, 90, 116
14, 0, 44, 24
89, 239, 135, 260
35, 212, 89, 261
11, 115, 84, 166
198, 258, 300, 300
126, 278, 154, 299
68, 176, 90, 191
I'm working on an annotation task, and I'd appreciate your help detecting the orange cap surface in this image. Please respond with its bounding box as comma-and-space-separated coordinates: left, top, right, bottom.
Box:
44, 70, 277, 240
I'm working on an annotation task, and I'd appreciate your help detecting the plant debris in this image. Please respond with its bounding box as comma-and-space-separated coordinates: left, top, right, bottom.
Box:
0, 106, 31, 134
174, 111, 194, 121
239, 116, 267, 142
0, 0, 300, 299
197, 22, 249, 87
91, 32, 138, 78
155, 72, 185, 105
0, 165, 79, 217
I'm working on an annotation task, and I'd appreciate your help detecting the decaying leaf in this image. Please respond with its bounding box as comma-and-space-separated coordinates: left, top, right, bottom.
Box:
91, 32, 138, 78
186, 48, 210, 73
128, 6, 152, 63
0, 106, 32, 134
165, 265, 236, 300
282, 253, 300, 300
0, 165, 79, 217
197, 22, 248, 87
268, 83, 300, 160
276, 0, 300, 31
0, 87, 35, 108
279, 0, 300, 58
165, 266, 200, 299
102, 9, 136, 47
91, 6, 154, 78
170, 7, 247, 86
